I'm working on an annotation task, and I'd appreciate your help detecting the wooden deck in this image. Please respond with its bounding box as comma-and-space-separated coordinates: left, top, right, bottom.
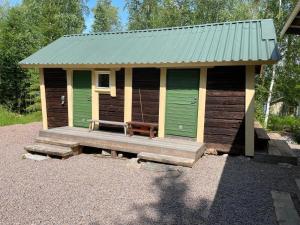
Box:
38, 127, 206, 166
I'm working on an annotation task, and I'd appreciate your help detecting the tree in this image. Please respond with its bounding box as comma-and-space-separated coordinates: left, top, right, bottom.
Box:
126, 0, 161, 30
92, 0, 121, 32
0, 0, 89, 113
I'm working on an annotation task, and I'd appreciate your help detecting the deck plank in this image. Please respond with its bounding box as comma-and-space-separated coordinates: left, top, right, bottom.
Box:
40, 127, 205, 161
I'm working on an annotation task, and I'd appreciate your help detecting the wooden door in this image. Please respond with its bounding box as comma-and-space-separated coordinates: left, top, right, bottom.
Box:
165, 69, 199, 137
44, 68, 68, 128
73, 70, 92, 128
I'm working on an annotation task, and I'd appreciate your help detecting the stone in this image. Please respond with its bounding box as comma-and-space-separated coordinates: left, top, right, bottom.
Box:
126, 158, 141, 169
117, 153, 123, 158
101, 150, 111, 156
141, 161, 188, 174
278, 163, 293, 169
22, 153, 49, 161
205, 148, 218, 155
222, 154, 229, 157
271, 190, 300, 225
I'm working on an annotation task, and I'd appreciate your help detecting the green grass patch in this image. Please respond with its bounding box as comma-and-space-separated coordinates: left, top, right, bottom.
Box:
268, 115, 300, 144
0, 106, 42, 126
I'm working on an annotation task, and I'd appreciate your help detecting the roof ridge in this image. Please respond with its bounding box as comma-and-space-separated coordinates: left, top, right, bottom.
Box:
64, 19, 273, 37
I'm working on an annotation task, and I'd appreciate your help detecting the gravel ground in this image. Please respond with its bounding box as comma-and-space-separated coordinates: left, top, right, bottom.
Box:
1, 123, 300, 225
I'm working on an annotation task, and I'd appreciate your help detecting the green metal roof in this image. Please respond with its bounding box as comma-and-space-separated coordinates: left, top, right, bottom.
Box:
20, 19, 280, 66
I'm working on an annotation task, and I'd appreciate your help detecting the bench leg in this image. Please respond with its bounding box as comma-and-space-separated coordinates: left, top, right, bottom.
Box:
150, 127, 155, 138
111, 150, 117, 158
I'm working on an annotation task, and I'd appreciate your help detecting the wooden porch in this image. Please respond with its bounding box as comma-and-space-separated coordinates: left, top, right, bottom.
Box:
27, 126, 206, 167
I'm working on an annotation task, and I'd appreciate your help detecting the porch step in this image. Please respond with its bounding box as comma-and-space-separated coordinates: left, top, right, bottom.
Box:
35, 137, 79, 148
271, 191, 300, 225
254, 140, 298, 165
24, 143, 74, 158
137, 152, 195, 167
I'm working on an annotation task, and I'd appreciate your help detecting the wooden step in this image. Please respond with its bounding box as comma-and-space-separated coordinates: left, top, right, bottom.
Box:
35, 137, 79, 148
137, 152, 195, 167
24, 143, 74, 158
271, 191, 300, 225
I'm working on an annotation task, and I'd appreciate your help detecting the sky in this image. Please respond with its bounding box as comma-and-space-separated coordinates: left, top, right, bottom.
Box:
7, 0, 129, 33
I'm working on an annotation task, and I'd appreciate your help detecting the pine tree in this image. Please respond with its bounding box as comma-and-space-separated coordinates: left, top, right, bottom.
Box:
92, 0, 121, 32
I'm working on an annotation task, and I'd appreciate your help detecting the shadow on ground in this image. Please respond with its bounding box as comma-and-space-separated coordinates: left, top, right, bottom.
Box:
110, 155, 300, 225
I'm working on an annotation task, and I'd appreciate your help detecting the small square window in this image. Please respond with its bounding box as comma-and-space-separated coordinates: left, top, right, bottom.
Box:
97, 73, 110, 88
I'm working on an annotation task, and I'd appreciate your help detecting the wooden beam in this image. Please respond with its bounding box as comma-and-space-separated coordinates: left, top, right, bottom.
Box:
92, 69, 99, 122
158, 68, 167, 138
197, 67, 207, 143
19, 59, 277, 69
245, 66, 255, 156
39, 68, 48, 130
124, 68, 132, 122
66, 69, 73, 127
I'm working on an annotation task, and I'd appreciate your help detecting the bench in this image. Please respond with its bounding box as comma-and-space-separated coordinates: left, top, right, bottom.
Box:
88, 120, 127, 135
255, 127, 270, 151
127, 121, 158, 138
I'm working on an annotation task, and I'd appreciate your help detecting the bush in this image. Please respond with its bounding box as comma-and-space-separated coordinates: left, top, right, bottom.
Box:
294, 129, 300, 144
268, 115, 300, 144
267, 115, 300, 132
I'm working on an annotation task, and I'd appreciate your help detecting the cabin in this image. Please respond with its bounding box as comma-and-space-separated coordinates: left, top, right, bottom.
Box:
20, 19, 280, 167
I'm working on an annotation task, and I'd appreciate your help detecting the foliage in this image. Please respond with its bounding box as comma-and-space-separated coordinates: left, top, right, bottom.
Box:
92, 0, 121, 32
267, 115, 300, 132
0, 0, 88, 114
0, 105, 41, 126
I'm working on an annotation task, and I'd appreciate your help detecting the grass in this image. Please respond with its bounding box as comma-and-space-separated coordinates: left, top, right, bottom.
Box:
267, 115, 300, 144
0, 106, 42, 126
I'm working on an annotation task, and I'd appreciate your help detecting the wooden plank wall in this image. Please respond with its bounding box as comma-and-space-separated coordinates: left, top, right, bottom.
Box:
204, 66, 245, 154
44, 68, 68, 128
99, 69, 125, 124
132, 68, 160, 123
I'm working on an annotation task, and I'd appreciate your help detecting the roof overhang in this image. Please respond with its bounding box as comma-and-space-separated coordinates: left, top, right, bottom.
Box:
19, 60, 278, 69
280, 1, 300, 37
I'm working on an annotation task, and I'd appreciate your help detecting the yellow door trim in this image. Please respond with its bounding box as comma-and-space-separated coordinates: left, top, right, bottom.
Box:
39, 68, 48, 130
124, 68, 132, 122
158, 68, 167, 138
245, 66, 255, 156
67, 69, 73, 127
197, 67, 207, 142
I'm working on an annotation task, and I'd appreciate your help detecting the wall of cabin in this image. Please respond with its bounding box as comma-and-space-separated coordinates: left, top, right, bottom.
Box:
98, 69, 125, 130
132, 68, 160, 123
40, 65, 254, 156
204, 66, 246, 154
44, 68, 68, 128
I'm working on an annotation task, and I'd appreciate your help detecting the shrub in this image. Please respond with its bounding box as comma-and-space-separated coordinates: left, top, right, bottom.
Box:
267, 115, 300, 132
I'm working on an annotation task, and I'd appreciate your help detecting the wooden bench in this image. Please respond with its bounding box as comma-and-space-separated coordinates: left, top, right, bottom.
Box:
88, 120, 127, 135
255, 127, 270, 151
127, 121, 158, 138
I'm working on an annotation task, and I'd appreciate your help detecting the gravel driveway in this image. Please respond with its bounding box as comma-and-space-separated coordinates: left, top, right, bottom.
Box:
0, 122, 300, 225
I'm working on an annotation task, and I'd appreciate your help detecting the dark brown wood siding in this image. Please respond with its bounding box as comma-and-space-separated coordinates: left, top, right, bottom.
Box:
99, 69, 125, 122
44, 68, 68, 128
204, 66, 245, 154
132, 68, 160, 123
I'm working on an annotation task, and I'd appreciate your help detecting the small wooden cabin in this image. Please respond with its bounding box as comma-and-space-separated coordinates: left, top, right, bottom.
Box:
20, 19, 280, 162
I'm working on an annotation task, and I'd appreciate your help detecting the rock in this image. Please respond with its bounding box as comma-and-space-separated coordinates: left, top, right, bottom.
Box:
141, 161, 188, 174
117, 153, 123, 158
222, 154, 228, 157
205, 148, 218, 155
101, 150, 111, 156
278, 163, 293, 168
22, 153, 49, 161
126, 158, 141, 169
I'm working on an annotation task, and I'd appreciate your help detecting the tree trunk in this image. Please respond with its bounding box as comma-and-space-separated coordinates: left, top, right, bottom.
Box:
264, 64, 276, 127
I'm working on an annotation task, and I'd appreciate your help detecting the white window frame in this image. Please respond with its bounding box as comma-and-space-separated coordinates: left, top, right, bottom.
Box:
94, 70, 116, 97
96, 71, 110, 89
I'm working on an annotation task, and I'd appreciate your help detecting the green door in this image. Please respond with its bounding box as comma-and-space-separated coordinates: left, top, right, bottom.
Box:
73, 70, 92, 128
165, 69, 200, 137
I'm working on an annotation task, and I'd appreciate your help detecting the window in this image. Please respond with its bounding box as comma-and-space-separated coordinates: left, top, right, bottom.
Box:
96, 71, 110, 88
